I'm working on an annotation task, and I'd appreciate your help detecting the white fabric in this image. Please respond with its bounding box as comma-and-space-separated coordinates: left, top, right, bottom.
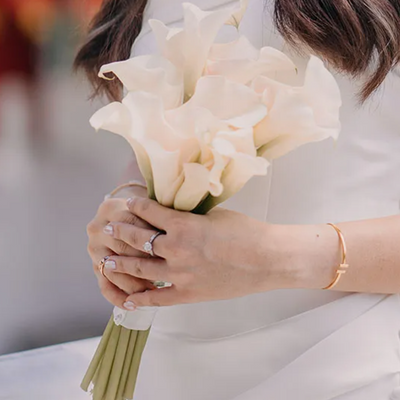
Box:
130, 1, 400, 399
113, 305, 157, 330
0, 338, 100, 399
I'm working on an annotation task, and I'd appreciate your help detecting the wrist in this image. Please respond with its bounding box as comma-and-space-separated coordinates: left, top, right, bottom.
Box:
258, 223, 339, 291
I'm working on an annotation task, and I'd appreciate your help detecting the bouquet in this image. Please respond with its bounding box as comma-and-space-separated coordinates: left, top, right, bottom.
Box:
81, 1, 342, 399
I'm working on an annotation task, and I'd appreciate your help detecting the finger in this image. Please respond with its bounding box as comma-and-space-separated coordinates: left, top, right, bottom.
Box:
103, 266, 155, 295
95, 268, 128, 308
88, 244, 115, 274
105, 223, 168, 257
124, 286, 185, 308
103, 235, 147, 257
104, 256, 171, 283
126, 197, 177, 231
98, 199, 149, 227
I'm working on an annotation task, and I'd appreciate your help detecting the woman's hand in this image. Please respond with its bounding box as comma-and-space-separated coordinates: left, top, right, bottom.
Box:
87, 187, 155, 307
103, 197, 297, 309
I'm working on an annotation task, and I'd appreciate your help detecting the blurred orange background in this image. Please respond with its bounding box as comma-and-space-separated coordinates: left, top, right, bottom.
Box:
0, 0, 133, 356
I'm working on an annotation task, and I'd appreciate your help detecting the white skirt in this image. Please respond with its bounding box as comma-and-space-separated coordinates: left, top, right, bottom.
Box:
134, 293, 400, 400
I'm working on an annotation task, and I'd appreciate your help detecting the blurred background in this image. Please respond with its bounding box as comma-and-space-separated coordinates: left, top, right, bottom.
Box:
0, 0, 133, 355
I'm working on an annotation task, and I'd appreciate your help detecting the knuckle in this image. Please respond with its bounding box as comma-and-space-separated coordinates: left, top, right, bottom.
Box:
98, 281, 108, 296
98, 199, 113, 216
87, 243, 97, 259
138, 199, 151, 214
116, 240, 130, 255
116, 258, 126, 273
128, 229, 140, 246
121, 212, 141, 227
131, 258, 143, 277
86, 221, 98, 236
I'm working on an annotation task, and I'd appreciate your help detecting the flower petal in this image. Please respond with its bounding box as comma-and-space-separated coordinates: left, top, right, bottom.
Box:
89, 102, 131, 135
89, 102, 155, 196
174, 163, 211, 211
207, 37, 296, 85
188, 76, 267, 127
150, 4, 232, 98
303, 56, 342, 139
253, 57, 341, 159
200, 154, 269, 211
142, 141, 183, 207
215, 127, 257, 156
121, 91, 181, 150
149, 19, 186, 67
226, 0, 249, 28
99, 55, 183, 109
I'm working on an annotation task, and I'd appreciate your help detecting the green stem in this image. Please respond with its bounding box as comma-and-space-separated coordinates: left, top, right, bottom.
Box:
123, 329, 151, 399
105, 327, 131, 400
116, 330, 138, 400
93, 323, 122, 400
192, 194, 215, 215
81, 316, 115, 392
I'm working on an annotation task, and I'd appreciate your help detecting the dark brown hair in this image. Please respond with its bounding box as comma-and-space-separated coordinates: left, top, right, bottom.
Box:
75, 0, 400, 101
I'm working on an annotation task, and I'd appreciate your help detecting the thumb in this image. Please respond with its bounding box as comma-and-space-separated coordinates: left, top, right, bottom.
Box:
124, 286, 182, 308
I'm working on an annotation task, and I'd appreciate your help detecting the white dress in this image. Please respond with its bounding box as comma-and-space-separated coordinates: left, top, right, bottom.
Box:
131, 1, 400, 399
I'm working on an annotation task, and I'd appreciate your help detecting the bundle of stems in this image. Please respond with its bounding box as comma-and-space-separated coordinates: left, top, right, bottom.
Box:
81, 316, 150, 400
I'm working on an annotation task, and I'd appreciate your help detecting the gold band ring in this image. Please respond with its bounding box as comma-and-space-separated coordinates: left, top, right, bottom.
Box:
98, 256, 110, 279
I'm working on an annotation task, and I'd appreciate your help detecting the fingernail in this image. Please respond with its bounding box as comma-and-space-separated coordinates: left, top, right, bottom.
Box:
123, 301, 136, 311
105, 260, 116, 270
127, 197, 135, 207
103, 225, 114, 236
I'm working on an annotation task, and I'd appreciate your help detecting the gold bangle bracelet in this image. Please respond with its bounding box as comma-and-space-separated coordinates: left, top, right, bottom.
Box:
105, 181, 147, 200
323, 223, 349, 290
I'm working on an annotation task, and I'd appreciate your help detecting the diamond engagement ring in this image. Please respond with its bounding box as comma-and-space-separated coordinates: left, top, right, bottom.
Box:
143, 231, 164, 257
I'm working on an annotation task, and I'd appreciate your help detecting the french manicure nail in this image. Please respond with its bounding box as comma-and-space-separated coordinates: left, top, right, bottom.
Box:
105, 260, 116, 270
103, 225, 114, 236
123, 301, 136, 311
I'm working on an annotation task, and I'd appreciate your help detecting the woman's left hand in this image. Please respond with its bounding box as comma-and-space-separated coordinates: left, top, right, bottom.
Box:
103, 197, 295, 309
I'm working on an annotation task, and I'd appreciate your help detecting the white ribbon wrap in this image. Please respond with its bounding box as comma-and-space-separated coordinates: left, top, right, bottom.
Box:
113, 306, 158, 331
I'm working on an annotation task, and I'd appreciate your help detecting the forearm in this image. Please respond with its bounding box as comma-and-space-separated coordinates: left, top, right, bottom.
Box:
274, 215, 400, 294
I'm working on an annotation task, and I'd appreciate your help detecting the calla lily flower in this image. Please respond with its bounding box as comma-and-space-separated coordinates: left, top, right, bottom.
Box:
207, 36, 296, 85
253, 56, 342, 160
149, 3, 233, 99
98, 55, 183, 110
91, 5, 341, 212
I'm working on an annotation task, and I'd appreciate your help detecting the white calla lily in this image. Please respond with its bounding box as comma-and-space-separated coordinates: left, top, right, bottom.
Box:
253, 56, 341, 160
99, 55, 183, 110
89, 102, 155, 195
207, 36, 296, 84
187, 76, 267, 127
174, 163, 211, 211
149, 3, 232, 98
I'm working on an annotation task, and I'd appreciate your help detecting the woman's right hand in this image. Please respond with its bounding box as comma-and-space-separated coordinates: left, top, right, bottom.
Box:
87, 186, 155, 307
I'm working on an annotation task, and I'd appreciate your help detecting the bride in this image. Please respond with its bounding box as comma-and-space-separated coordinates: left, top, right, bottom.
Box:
76, 0, 400, 399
